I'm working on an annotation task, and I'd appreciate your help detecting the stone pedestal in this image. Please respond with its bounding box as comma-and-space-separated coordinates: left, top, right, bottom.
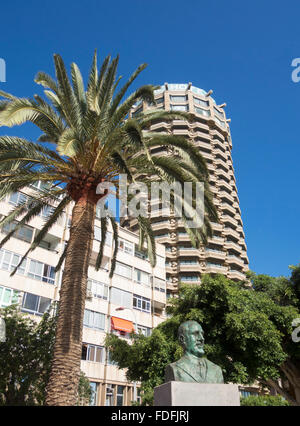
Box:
154, 382, 240, 406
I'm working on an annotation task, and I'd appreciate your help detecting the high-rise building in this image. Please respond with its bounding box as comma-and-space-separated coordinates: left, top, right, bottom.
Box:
126, 83, 249, 297
0, 184, 167, 405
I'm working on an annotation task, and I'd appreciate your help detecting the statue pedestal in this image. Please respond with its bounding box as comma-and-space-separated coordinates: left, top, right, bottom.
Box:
154, 382, 240, 406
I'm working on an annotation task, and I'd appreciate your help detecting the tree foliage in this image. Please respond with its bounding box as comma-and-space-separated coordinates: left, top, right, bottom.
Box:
240, 395, 290, 406
106, 270, 300, 405
0, 305, 91, 405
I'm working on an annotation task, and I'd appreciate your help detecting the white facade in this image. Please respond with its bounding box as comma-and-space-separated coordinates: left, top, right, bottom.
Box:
0, 187, 167, 406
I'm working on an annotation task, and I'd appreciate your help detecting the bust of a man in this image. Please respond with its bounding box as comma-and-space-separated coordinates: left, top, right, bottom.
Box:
164, 320, 224, 383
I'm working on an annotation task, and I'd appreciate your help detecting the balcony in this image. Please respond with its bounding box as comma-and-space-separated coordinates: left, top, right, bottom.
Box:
215, 168, 230, 180
227, 270, 246, 281
190, 121, 210, 133
211, 129, 226, 141
206, 163, 215, 172
207, 236, 225, 246
211, 222, 223, 231
201, 152, 214, 162
206, 264, 227, 274
222, 215, 238, 227
226, 255, 245, 268
225, 241, 242, 252
223, 227, 240, 240
215, 158, 229, 169
178, 247, 203, 258
178, 263, 202, 273
151, 221, 172, 232
177, 233, 192, 242
205, 249, 226, 261
194, 139, 212, 150
150, 122, 170, 132
213, 148, 227, 161
173, 128, 190, 137
217, 179, 232, 192
220, 202, 236, 216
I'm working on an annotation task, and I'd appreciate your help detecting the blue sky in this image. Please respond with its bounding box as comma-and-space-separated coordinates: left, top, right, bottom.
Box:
0, 0, 299, 277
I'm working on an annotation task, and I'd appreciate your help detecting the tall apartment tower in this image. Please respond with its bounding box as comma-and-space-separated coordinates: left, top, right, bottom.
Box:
127, 83, 249, 297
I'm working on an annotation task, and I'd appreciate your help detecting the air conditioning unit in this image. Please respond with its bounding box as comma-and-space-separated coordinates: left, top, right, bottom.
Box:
86, 290, 93, 300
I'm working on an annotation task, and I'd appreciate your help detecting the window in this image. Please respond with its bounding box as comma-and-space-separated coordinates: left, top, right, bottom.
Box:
215, 116, 226, 128
180, 275, 199, 282
0, 249, 27, 275
134, 245, 148, 260
170, 95, 187, 102
153, 277, 166, 293
8, 191, 28, 206
195, 107, 210, 117
137, 388, 142, 405
156, 97, 164, 104
81, 344, 104, 363
28, 260, 55, 284
87, 279, 109, 300
105, 384, 115, 406
194, 97, 209, 107
132, 107, 143, 117
133, 268, 150, 286
2, 221, 33, 243
115, 262, 132, 280
39, 205, 53, 219
110, 287, 132, 309
116, 385, 124, 406
207, 262, 224, 268
94, 226, 112, 246
170, 105, 188, 112
137, 325, 151, 337
0, 285, 20, 307
214, 106, 224, 119
83, 309, 105, 330
156, 255, 165, 268
133, 294, 151, 313
118, 238, 134, 255
89, 382, 99, 406
21, 292, 51, 315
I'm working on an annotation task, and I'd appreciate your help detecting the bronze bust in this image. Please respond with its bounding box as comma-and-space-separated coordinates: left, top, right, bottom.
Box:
164, 320, 224, 383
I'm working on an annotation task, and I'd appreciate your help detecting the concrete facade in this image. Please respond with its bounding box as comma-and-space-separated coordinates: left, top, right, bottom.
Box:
0, 184, 167, 406
126, 83, 249, 296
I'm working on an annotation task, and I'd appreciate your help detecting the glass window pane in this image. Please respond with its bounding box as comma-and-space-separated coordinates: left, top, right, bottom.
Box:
95, 347, 102, 363
89, 346, 95, 362
38, 297, 51, 314
23, 293, 38, 312
2, 288, 11, 304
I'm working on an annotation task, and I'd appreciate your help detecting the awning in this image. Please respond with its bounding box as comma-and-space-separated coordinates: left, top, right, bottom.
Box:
111, 316, 134, 333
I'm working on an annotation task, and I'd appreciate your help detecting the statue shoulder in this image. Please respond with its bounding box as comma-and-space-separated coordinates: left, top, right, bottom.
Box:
205, 358, 222, 371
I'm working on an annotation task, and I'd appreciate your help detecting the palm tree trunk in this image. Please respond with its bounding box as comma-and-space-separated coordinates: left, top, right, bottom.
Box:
45, 197, 95, 406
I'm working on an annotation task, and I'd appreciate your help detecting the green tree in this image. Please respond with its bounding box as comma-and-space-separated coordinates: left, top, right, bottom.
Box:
106, 273, 300, 405
0, 304, 56, 405
77, 371, 93, 406
240, 395, 290, 406
0, 51, 216, 405
0, 305, 94, 405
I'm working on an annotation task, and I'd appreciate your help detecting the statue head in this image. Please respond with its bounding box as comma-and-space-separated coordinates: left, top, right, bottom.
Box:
178, 320, 205, 357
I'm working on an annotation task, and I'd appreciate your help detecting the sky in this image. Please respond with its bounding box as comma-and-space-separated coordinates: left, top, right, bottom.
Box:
0, 0, 299, 278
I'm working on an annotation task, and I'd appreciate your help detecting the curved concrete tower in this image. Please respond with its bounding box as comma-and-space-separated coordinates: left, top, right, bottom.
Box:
127, 83, 249, 297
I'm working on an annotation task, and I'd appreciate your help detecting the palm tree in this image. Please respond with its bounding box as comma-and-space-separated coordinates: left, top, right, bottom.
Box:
0, 51, 217, 405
